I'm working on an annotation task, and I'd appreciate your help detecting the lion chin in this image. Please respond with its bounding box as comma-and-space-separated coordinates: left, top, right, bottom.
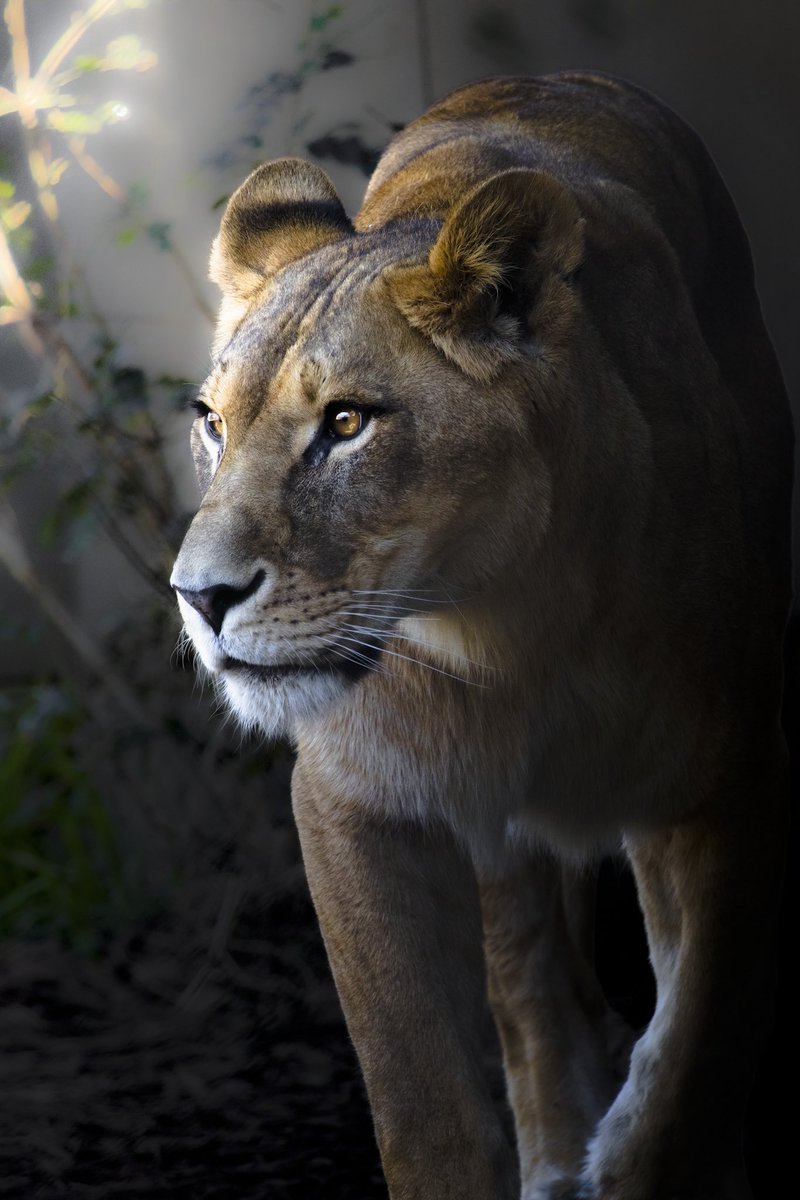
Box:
219, 666, 350, 740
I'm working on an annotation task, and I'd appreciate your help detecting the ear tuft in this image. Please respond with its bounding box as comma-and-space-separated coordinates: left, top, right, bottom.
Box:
387, 169, 584, 381
209, 158, 351, 305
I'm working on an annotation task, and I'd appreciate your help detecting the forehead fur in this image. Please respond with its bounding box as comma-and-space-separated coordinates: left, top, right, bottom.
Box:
209, 224, 436, 396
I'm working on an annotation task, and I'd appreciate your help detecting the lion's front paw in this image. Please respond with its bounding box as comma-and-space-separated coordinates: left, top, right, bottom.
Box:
524, 1175, 595, 1200
577, 1075, 677, 1200
578, 1086, 753, 1200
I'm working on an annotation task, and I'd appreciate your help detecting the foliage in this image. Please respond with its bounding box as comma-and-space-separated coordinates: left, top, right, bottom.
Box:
0, 0, 219, 949
207, 1, 385, 182
0, 683, 129, 950
0, 0, 384, 952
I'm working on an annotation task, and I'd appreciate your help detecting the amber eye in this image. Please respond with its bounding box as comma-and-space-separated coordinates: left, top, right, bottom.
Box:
205, 410, 225, 442
325, 405, 364, 440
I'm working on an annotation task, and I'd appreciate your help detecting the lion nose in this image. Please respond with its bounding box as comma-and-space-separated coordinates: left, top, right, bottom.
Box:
174, 570, 265, 636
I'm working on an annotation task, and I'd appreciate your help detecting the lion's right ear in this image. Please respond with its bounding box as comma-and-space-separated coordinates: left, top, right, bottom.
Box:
386, 169, 584, 381
209, 158, 352, 327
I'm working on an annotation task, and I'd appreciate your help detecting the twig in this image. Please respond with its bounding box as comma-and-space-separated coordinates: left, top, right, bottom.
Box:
3, 0, 33, 126
0, 221, 42, 352
0, 495, 152, 725
35, 0, 118, 85
67, 136, 126, 202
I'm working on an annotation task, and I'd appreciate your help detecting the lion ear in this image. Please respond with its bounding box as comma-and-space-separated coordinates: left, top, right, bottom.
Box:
387, 169, 584, 381
209, 157, 352, 307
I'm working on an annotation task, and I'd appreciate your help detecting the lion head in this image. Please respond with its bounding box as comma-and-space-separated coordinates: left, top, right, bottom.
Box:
171, 157, 585, 738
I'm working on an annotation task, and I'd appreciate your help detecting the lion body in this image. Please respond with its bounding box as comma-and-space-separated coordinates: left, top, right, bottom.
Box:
173, 74, 792, 1199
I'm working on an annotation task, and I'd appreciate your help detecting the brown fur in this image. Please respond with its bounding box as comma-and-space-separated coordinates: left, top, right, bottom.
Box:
172, 73, 793, 1199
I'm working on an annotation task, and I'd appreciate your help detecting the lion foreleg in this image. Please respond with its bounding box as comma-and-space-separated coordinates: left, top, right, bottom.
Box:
480, 857, 631, 1200
292, 767, 517, 1200
580, 751, 787, 1200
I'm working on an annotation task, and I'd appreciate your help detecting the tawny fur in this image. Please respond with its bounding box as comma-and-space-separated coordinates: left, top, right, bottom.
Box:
172, 73, 792, 1200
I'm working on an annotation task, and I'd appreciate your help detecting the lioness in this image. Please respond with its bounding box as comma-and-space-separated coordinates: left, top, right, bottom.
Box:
171, 73, 793, 1199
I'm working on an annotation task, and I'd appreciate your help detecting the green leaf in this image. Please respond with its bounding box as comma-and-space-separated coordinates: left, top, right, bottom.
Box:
115, 227, 139, 247
25, 392, 58, 416
113, 365, 147, 405
105, 35, 150, 70
73, 54, 102, 73
0, 180, 15, 199
147, 221, 172, 251
38, 479, 94, 550
9, 225, 33, 256
310, 6, 343, 31
1, 200, 31, 231
63, 508, 102, 559
48, 158, 70, 186
38, 509, 62, 550
47, 109, 103, 134
26, 255, 56, 282
127, 181, 149, 209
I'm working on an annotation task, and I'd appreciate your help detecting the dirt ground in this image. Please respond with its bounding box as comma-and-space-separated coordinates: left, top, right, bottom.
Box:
0, 890, 388, 1199
0, 846, 791, 1199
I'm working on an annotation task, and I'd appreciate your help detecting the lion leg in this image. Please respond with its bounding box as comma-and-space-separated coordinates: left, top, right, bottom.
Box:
480, 857, 632, 1200
292, 770, 518, 1200
580, 749, 787, 1200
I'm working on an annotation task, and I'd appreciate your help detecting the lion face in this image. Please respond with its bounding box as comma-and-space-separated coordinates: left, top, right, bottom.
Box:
171, 160, 583, 737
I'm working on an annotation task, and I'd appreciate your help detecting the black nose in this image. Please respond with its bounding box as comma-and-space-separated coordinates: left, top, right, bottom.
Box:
174, 570, 265, 635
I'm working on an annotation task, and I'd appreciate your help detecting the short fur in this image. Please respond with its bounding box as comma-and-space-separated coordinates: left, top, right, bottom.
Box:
172, 73, 793, 1199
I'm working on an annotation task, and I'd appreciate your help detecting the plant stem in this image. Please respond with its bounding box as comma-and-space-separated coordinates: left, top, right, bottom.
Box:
4, 0, 33, 126
35, 0, 119, 85
67, 137, 126, 202
0, 495, 151, 725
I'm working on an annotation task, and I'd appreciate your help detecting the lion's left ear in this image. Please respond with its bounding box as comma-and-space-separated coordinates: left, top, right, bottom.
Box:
386, 169, 584, 381
209, 158, 352, 333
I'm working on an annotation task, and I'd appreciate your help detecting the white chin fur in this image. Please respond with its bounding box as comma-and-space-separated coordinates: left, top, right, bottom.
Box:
220, 669, 349, 740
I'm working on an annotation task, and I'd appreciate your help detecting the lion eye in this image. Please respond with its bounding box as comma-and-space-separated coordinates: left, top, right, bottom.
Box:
325, 405, 364, 440
205, 411, 225, 442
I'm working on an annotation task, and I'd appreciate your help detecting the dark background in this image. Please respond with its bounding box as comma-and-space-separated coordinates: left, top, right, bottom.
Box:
0, 2, 796, 1196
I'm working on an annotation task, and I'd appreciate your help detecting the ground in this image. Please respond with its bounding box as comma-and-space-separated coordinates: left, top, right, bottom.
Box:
0, 890, 388, 1199
0, 818, 790, 1199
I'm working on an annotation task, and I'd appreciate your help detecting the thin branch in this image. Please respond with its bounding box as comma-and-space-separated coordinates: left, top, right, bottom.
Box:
0, 220, 34, 313
0, 495, 152, 725
35, 0, 118, 85
0, 84, 17, 117
4, 0, 29, 87
96, 507, 175, 598
67, 136, 125, 202
0, 221, 42, 352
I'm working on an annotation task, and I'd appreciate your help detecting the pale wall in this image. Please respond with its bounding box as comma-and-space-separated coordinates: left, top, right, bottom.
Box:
1, 0, 797, 674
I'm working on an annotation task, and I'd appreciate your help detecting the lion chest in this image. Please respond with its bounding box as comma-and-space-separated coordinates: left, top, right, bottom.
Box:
294, 658, 704, 865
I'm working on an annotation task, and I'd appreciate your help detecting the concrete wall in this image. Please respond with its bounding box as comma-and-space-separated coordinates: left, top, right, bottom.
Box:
1, 0, 797, 675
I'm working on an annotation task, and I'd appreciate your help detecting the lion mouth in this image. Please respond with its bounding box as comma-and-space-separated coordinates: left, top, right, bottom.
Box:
223, 657, 325, 679
222, 648, 380, 682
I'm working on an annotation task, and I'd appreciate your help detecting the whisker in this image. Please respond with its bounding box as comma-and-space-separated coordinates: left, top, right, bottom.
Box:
334, 610, 441, 623
327, 636, 395, 678
330, 620, 496, 674
331, 631, 487, 688
351, 589, 456, 606
432, 574, 470, 622
335, 603, 435, 615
